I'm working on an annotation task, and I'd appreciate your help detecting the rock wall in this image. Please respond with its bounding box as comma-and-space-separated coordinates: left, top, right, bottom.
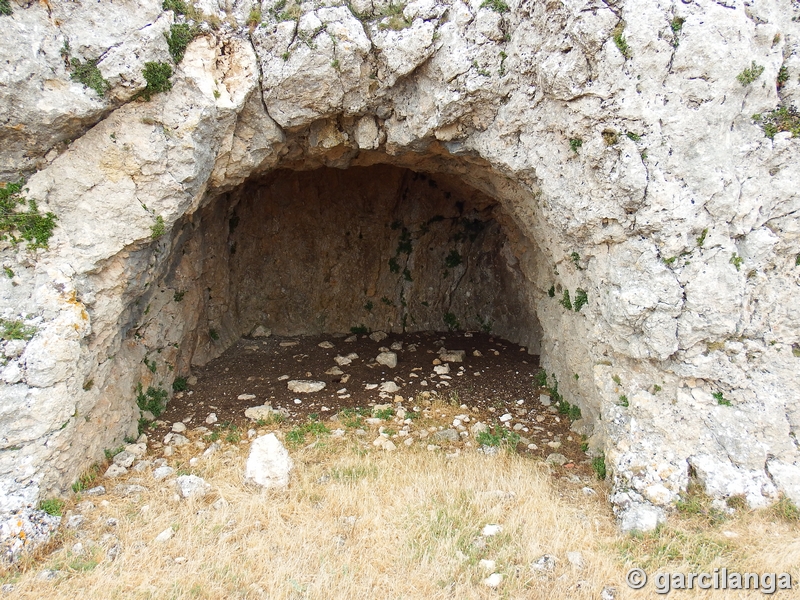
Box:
1, 0, 799, 525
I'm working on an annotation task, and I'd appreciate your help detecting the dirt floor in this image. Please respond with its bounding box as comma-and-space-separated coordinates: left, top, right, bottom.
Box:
153, 331, 591, 471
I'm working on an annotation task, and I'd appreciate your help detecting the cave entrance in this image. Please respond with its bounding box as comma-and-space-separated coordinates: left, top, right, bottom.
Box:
174, 163, 543, 370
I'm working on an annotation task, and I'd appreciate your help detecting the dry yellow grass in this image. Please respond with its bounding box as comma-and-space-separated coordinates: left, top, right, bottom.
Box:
2, 430, 798, 599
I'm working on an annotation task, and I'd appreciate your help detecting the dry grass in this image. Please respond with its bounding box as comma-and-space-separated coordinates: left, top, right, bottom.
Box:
2, 429, 798, 599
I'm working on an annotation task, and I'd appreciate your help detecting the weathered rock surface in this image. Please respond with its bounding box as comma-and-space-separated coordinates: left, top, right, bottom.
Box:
0, 0, 798, 523
245, 434, 293, 488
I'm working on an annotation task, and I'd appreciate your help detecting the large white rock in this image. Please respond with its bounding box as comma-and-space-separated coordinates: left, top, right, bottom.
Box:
287, 380, 326, 393
245, 434, 293, 488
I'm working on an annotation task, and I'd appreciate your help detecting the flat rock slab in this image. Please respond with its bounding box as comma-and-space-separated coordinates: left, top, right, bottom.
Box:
376, 352, 397, 368
287, 380, 326, 393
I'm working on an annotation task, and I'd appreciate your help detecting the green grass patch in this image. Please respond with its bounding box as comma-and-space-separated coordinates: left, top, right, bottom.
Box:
0, 0, 13, 16
0, 179, 58, 249
591, 454, 607, 480
165, 23, 199, 64
136, 383, 168, 417
0, 318, 36, 341
477, 424, 520, 449
39, 498, 65, 516
736, 61, 764, 86
72, 464, 100, 493
286, 420, 331, 446
70, 57, 110, 96
138, 61, 173, 101
480, 0, 509, 12
753, 105, 800, 139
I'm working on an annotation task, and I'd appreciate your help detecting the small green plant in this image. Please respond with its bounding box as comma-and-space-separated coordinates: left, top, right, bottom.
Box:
626, 131, 641, 142
138, 61, 173, 101
378, 3, 411, 30
618, 395, 629, 407
350, 325, 369, 335
380, 296, 394, 306
445, 249, 462, 268
613, 23, 631, 59
533, 370, 548, 388
602, 129, 619, 145
172, 377, 188, 392
796, 254, 800, 267
0, 318, 37, 341
612, 374, 622, 385
480, 0, 509, 13
770, 495, 800, 522
143, 356, 157, 373
3, 266, 13, 278
388, 257, 400, 273
443, 312, 460, 331
0, 0, 13, 16
83, 379, 94, 391
173, 290, 185, 302
696, 228, 708, 247
209, 328, 219, 341
548, 285, 555, 298
165, 23, 199, 64
573, 288, 588, 312
776, 65, 789, 89
0, 179, 58, 249
653, 384, 662, 393
403, 267, 413, 282
712, 391, 731, 406
162, 0, 188, 14
591, 454, 607, 480
39, 498, 65, 516
570, 251, 583, 270
569, 138, 583, 153
69, 57, 110, 96
670, 16, 685, 47
374, 407, 395, 420
281, 51, 291, 61
559, 289, 572, 311
150, 215, 167, 239
364, 300, 374, 311
331, 58, 340, 70
71, 465, 99, 493
286, 420, 331, 446
246, 7, 262, 27
498, 50, 507, 76
736, 61, 765, 86
730, 253, 743, 271
136, 383, 168, 417
753, 105, 800, 139
104, 445, 125, 461
477, 425, 520, 449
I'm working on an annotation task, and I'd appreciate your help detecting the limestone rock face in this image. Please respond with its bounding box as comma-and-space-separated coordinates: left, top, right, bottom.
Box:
0, 0, 799, 522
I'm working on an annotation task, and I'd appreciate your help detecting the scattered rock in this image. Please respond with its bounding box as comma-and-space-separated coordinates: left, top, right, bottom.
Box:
251, 326, 271, 338
344, 335, 357, 342
376, 352, 398, 368
65, 515, 84, 530
205, 413, 218, 424
334, 355, 353, 366
619, 503, 665, 533
153, 466, 175, 481
84, 485, 106, 496
432, 429, 460, 443
531, 554, 557, 573
325, 366, 344, 375
171, 422, 187, 433
169, 434, 190, 447
318, 341, 334, 349
378, 381, 400, 393
287, 380, 326, 393
481, 524, 503, 536
479, 559, 496, 571
434, 364, 450, 375
244, 405, 286, 421
112, 450, 136, 468
154, 527, 174, 543
567, 551, 585, 569
113, 484, 147, 497
539, 394, 551, 406
237, 393, 257, 401
545, 453, 568, 466
601, 586, 617, 600
175, 475, 211, 499
0, 509, 61, 565
245, 434, 293, 488
439, 349, 466, 362
104, 464, 128, 478
483, 573, 503, 588
390, 341, 403, 351
279, 341, 299, 347
369, 331, 388, 342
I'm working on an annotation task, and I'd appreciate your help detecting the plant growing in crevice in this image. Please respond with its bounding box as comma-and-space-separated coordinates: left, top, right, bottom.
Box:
753, 106, 800, 139
612, 23, 631, 59
670, 16, 684, 47
776, 65, 789, 89
69, 57, 110, 96
0, 0, 13, 15
480, 0, 509, 13
445, 249, 462, 268
618, 395, 629, 407
730, 253, 743, 271
559, 289, 572, 310
165, 23, 199, 64
0, 318, 37, 341
626, 131, 641, 142
378, 2, 411, 31
137, 61, 173, 101
172, 377, 188, 392
696, 228, 708, 247
548, 285, 555, 298
0, 179, 58, 249
569, 138, 583, 153
570, 251, 583, 270
39, 498, 65, 516
736, 61, 764, 86
350, 325, 369, 335
602, 129, 619, 145
443, 312, 460, 331
246, 7, 262, 27
591, 454, 607, 480
573, 288, 588, 312
136, 383, 168, 417
363, 300, 374, 312
209, 328, 219, 341
712, 391, 731, 406
150, 215, 166, 239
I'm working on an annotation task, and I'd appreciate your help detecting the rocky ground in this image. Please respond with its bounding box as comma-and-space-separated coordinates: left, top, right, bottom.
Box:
149, 330, 590, 470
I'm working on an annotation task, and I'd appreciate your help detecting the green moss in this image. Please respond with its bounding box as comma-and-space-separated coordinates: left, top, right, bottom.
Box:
165, 23, 199, 64
70, 57, 110, 96
39, 498, 65, 516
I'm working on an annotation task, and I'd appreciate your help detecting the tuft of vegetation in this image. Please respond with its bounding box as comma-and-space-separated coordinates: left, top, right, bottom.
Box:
3, 266, 13, 278
480, 0, 509, 13
602, 129, 619, 145
69, 58, 110, 96
0, 179, 58, 249
138, 61, 173, 101
165, 23, 199, 64
71, 465, 99, 493
559, 289, 572, 311
150, 215, 166, 239
770, 495, 800, 522
363, 300, 374, 312
533, 369, 548, 388
612, 23, 631, 59
246, 7, 262, 27
573, 288, 588, 312
173, 290, 185, 302
736, 61, 765, 86
443, 312, 460, 331
0, 318, 37, 341
378, 2, 411, 31
286, 420, 330, 446
626, 131, 641, 142
730, 253, 743, 271
569, 138, 583, 153
0, 0, 13, 16
172, 377, 188, 392
753, 105, 800, 139
547, 285, 555, 298
162, 0, 188, 14
776, 65, 789, 89
591, 454, 607, 480
570, 251, 583, 270
209, 328, 219, 341
373, 407, 395, 420
445, 249, 462, 269
136, 383, 168, 417
350, 325, 369, 335
477, 424, 520, 449
696, 228, 708, 247
388, 257, 400, 273
712, 391, 731, 406
670, 16, 684, 47
39, 498, 66, 516
618, 395, 629, 407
